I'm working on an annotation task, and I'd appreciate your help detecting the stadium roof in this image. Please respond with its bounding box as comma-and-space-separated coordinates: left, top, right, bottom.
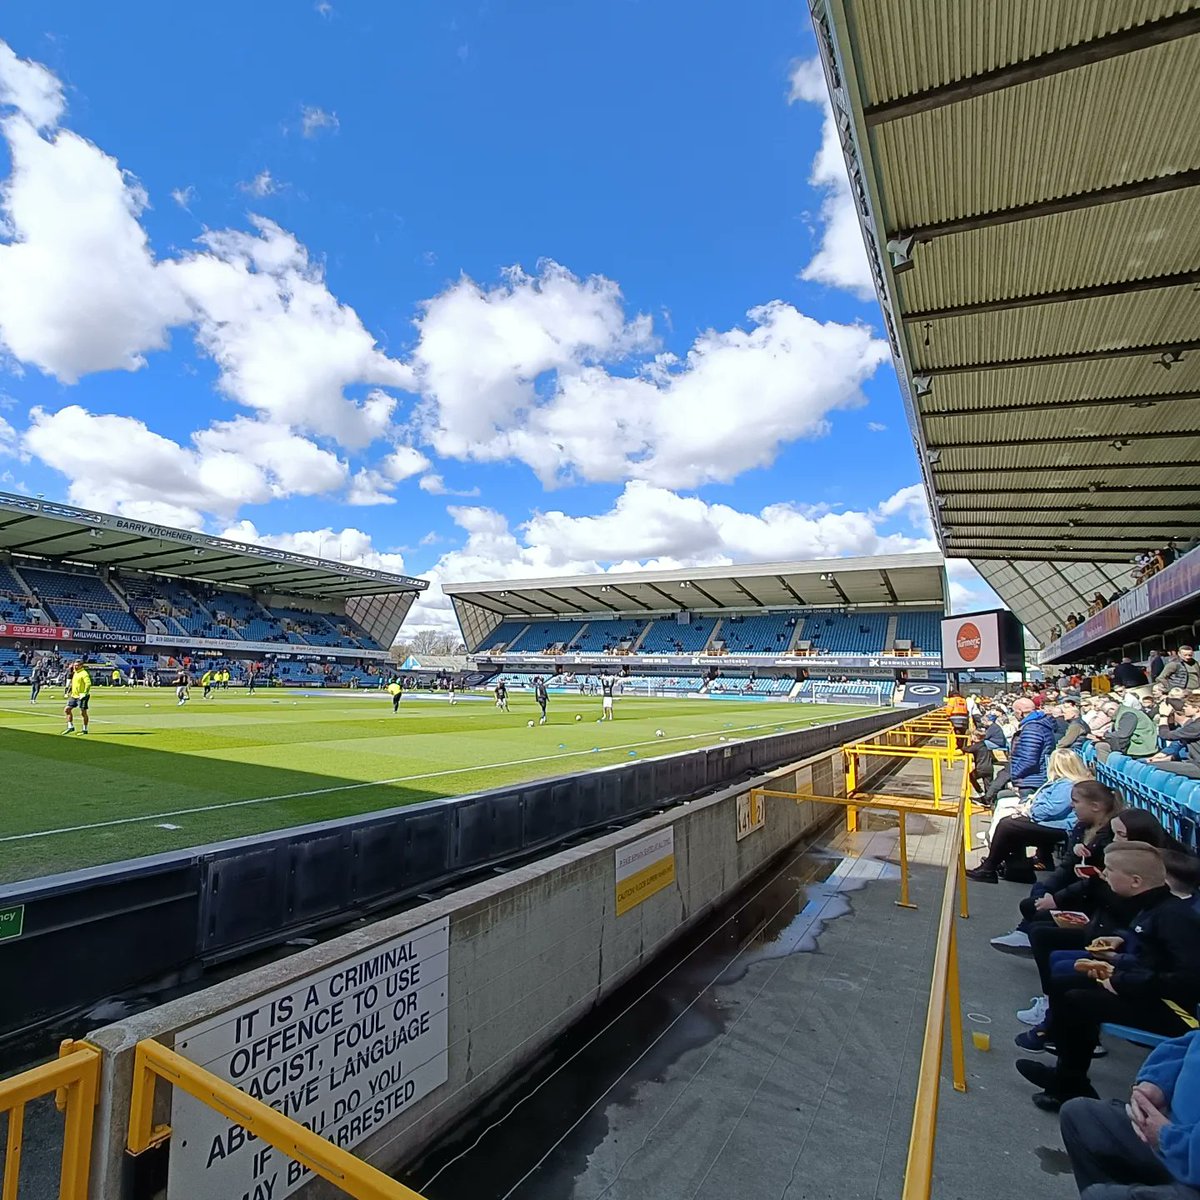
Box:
444, 553, 947, 618
812, 1, 1200, 641
0, 492, 426, 599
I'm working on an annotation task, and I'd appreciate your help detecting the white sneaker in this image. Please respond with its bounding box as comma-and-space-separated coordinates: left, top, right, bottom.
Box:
1017, 995, 1049, 1026
990, 930, 1031, 951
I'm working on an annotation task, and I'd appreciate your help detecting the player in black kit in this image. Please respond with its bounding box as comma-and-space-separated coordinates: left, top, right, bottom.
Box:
534, 677, 549, 725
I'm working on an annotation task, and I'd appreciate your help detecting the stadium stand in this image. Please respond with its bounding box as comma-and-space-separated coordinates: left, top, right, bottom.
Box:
718, 612, 799, 654
567, 618, 647, 652
15, 565, 145, 635
1096, 753, 1200, 852
505, 621, 584, 654
476, 621, 528, 652
621, 674, 704, 694
803, 612, 888, 656
639, 615, 717, 654
708, 675, 793, 696
893, 611, 940, 653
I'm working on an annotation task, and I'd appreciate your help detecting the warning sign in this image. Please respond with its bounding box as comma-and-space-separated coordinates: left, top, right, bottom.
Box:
615, 827, 675, 915
168, 918, 449, 1200
736, 792, 765, 841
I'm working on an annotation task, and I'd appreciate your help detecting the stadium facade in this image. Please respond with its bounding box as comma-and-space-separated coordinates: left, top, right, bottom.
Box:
0, 491, 425, 684
445, 553, 949, 702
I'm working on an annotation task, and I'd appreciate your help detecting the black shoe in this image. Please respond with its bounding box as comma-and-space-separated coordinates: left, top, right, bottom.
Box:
966, 866, 998, 883
1015, 1059, 1056, 1089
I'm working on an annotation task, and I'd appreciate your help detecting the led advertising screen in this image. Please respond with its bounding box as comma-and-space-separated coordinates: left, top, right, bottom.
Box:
940, 609, 1024, 672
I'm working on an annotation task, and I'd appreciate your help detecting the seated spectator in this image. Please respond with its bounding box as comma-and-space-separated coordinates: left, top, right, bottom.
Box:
1015, 842, 1200, 1111
1095, 697, 1160, 762
1149, 694, 1200, 778
991, 781, 1121, 955
1057, 699, 1090, 749
968, 750, 1090, 884
1061, 1029, 1200, 1199
1009, 697, 1058, 798
966, 727, 997, 797
1164, 850, 1200, 907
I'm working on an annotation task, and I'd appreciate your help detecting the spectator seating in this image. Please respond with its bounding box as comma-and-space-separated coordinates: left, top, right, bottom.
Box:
0, 648, 25, 677
719, 613, 798, 654
1094, 752, 1200, 851
806, 612, 889, 656
567, 618, 648, 653
505, 621, 584, 654
16, 565, 145, 635
477, 621, 528, 652
639, 616, 717, 654
894, 611, 940, 652
709, 675, 793, 695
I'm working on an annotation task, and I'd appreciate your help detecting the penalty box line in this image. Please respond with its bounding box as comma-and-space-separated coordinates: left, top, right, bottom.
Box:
0, 712, 852, 844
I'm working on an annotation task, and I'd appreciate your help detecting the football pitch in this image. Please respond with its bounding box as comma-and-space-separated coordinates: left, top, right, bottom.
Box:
0, 688, 880, 885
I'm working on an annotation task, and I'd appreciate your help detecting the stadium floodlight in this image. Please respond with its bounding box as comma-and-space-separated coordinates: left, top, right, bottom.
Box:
88, 529, 103, 540
927, 449, 941, 465
912, 375, 932, 397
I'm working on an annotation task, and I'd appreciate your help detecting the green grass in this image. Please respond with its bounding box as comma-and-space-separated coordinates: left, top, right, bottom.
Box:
0, 688, 879, 885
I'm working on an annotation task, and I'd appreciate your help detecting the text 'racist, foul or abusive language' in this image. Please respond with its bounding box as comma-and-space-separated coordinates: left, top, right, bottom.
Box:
168, 918, 450, 1200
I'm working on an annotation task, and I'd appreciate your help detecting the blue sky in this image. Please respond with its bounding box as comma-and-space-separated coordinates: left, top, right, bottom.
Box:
0, 2, 993, 629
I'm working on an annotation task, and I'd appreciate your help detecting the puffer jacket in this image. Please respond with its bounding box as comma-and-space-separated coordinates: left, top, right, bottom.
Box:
1009, 710, 1057, 789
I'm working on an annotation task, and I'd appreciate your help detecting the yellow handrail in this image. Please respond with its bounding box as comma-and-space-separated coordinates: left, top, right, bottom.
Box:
902, 799, 969, 1200
0, 1041, 100, 1200
128, 1039, 429, 1200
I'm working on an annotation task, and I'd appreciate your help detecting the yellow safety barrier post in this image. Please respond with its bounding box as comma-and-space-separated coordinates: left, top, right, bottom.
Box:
902, 802, 970, 1200
0, 1040, 100, 1200
127, 1039, 430, 1200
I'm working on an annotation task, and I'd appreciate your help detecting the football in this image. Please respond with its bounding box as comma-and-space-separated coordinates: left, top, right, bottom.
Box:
655, 729, 665, 738
527, 720, 534, 728
575, 714, 582, 721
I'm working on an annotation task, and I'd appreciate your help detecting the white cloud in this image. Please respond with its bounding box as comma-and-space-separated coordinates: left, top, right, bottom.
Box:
301, 106, 339, 138
0, 116, 188, 381
0, 41, 65, 130
945, 558, 1006, 614
220, 520, 408, 574
418, 473, 479, 497
413, 262, 887, 488
345, 468, 396, 506
788, 58, 875, 300
0, 414, 16, 455
867, 421, 886, 432
22, 405, 348, 522
166, 220, 415, 447
315, 2, 334, 15
239, 169, 279, 198
874, 483, 931, 532
380, 443, 430, 482
171, 185, 195, 209
406, 482, 937, 632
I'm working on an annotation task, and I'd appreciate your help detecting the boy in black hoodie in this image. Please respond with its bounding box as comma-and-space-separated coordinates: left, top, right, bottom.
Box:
1016, 842, 1200, 1112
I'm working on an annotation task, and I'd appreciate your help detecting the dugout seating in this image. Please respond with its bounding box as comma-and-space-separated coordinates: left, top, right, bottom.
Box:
796, 679, 892, 704
709, 675, 793, 695
620, 674, 703, 694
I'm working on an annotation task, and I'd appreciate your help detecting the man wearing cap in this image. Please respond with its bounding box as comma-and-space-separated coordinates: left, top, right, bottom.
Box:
1151, 695, 1200, 780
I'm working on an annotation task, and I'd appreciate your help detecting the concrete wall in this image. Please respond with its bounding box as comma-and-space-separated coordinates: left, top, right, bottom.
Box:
85, 731, 880, 1199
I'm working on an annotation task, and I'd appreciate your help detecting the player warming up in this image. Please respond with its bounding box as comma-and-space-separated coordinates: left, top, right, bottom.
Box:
29, 661, 44, 704
175, 668, 191, 706
63, 660, 92, 735
388, 678, 404, 713
601, 674, 616, 720
494, 680, 509, 711
535, 676, 549, 724
201, 669, 215, 699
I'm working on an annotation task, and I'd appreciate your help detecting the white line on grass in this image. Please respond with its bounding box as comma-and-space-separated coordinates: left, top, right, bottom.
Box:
0, 711, 870, 844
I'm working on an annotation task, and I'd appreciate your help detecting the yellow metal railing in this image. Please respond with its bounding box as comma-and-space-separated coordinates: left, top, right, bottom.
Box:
0, 1040, 100, 1200
902, 799, 969, 1200
128, 1039, 429, 1200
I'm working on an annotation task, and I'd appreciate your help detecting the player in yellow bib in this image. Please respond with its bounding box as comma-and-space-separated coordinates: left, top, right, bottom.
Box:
64, 661, 92, 735
387, 680, 403, 713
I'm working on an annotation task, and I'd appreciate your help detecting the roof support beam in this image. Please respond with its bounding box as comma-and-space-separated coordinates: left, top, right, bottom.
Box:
879, 570, 899, 604
889, 169, 1200, 243
946, 531, 1174, 545
687, 581, 726, 608
904, 270, 1200, 322
728, 579, 765, 608
607, 586, 645, 611
935, 460, 1200, 477
921, 339, 1200, 378
921, 391, 1200, 420
825, 576, 852, 606
929, 428, 1200, 451
865, 11, 1200, 126
942, 502, 1199, 515
776, 575, 809, 606
937, 483, 1199, 497
647, 583, 681, 607
522, 589, 576, 615
943, 517, 1198, 530
574, 587, 621, 613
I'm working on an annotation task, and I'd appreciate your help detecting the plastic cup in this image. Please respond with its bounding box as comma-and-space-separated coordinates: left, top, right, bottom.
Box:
972, 1031, 991, 1052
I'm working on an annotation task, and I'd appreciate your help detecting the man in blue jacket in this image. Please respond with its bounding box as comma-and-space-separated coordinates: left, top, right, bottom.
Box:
1060, 1029, 1200, 1198
1009, 697, 1058, 797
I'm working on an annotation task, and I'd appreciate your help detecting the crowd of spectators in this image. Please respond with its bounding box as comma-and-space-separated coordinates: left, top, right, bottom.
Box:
1049, 545, 1185, 640
950, 677, 1200, 1196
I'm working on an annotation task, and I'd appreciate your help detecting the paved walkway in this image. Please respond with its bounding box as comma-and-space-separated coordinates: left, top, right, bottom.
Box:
403, 766, 1149, 1200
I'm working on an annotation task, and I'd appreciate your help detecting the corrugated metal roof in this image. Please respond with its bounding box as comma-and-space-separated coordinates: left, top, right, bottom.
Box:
876, 38, 1200, 232
815, 0, 1200, 644
851, 0, 1193, 106
896, 191, 1200, 312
